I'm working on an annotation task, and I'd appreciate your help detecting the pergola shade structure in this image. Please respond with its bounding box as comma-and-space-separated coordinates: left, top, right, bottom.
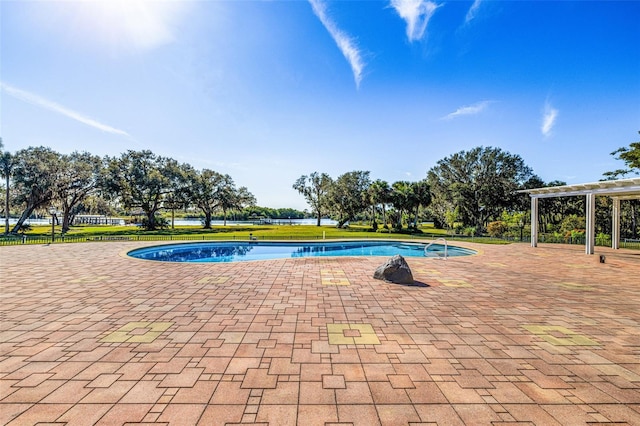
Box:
520, 177, 640, 254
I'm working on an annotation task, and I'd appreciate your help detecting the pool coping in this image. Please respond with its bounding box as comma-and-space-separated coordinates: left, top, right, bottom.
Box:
120, 238, 481, 263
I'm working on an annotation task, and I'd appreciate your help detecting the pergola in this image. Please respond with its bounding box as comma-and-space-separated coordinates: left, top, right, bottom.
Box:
520, 177, 640, 254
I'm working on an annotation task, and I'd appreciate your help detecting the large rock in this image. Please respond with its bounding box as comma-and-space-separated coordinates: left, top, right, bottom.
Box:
373, 255, 414, 284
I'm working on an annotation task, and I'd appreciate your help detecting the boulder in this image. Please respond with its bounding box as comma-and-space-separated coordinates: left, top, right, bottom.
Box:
373, 254, 414, 284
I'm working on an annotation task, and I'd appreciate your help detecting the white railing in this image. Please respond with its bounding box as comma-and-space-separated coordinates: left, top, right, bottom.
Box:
424, 237, 448, 260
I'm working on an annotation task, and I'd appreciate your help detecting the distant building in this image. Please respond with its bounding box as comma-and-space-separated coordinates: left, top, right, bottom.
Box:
72, 215, 126, 226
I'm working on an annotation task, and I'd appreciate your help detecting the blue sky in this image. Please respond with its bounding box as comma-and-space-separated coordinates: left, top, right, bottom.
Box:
1, 0, 639, 210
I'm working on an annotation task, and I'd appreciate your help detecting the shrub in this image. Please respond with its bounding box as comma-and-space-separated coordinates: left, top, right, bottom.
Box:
487, 221, 508, 238
462, 226, 476, 236
141, 216, 169, 230
596, 232, 611, 246
16, 223, 32, 234
560, 214, 585, 234
570, 230, 585, 239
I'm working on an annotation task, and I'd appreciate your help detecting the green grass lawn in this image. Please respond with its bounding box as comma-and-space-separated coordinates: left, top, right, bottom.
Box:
20, 223, 442, 239
1, 223, 510, 245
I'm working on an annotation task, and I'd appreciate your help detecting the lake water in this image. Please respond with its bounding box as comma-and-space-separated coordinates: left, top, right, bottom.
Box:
1, 218, 51, 225
1, 217, 337, 226
173, 218, 338, 226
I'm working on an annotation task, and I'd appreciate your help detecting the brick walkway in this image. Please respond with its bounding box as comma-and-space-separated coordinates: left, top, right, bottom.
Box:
1, 241, 639, 425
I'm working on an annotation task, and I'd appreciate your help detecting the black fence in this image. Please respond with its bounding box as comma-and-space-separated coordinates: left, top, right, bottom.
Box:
1, 233, 426, 246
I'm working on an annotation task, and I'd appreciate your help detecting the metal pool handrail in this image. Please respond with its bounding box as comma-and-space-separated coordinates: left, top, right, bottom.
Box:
424, 237, 448, 259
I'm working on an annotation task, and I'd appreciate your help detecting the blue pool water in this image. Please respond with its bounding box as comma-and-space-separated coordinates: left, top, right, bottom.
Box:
128, 241, 475, 263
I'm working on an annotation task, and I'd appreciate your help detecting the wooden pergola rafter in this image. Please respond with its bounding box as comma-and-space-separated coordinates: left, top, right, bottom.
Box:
519, 177, 640, 254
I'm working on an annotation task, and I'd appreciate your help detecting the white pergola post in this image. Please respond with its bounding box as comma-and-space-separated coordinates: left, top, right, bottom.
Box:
585, 193, 596, 254
612, 197, 620, 250
531, 196, 538, 247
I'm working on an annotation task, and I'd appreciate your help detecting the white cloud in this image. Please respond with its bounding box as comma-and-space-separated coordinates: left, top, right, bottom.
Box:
442, 100, 492, 120
465, 0, 483, 24
1, 81, 132, 138
541, 101, 558, 137
390, 0, 440, 42
309, 0, 365, 88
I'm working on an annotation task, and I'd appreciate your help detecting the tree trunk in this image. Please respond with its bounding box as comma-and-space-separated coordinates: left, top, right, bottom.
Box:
316, 210, 321, 227
11, 204, 36, 234
62, 210, 71, 233
382, 205, 387, 228
61, 199, 72, 233
203, 210, 212, 229
144, 208, 156, 230
393, 210, 403, 230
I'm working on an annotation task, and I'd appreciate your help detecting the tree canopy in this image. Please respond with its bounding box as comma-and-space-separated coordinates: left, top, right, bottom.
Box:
293, 172, 333, 226
56, 152, 103, 232
427, 146, 533, 233
103, 150, 185, 230
5, 140, 637, 239
602, 131, 640, 238
327, 171, 371, 228
214, 174, 256, 226
10, 147, 63, 233
603, 131, 640, 179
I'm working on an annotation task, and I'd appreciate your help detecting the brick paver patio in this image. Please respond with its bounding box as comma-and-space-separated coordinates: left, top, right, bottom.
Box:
1, 240, 639, 425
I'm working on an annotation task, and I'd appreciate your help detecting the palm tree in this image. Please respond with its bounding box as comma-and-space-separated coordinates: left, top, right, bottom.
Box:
368, 179, 390, 229
389, 181, 412, 230
409, 180, 431, 228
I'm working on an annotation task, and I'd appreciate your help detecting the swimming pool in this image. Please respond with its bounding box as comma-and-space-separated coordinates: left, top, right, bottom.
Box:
127, 241, 476, 263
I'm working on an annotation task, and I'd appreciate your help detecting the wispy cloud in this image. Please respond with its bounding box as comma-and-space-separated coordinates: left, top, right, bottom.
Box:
1, 81, 131, 138
541, 101, 558, 137
464, 0, 483, 25
442, 100, 492, 120
390, 0, 440, 42
309, 0, 365, 88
